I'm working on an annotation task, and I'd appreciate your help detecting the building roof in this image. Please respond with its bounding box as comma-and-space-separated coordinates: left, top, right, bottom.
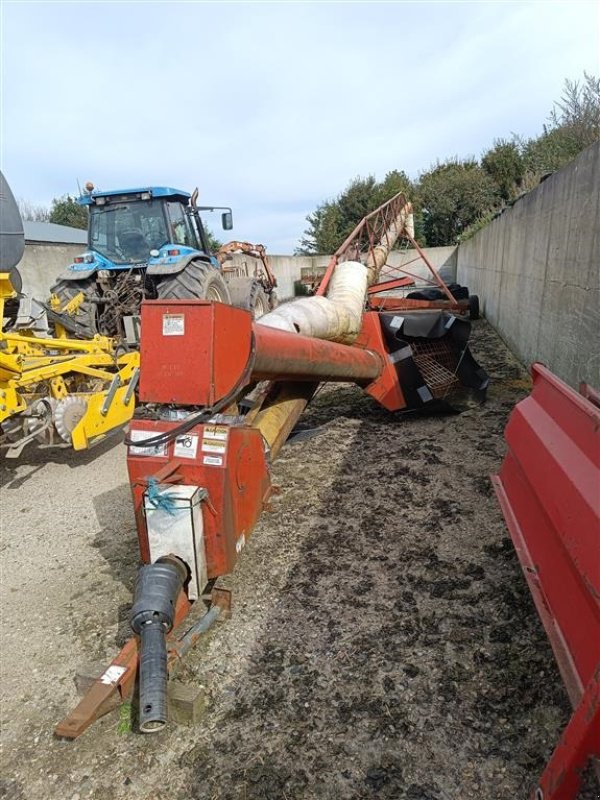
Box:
24, 221, 87, 245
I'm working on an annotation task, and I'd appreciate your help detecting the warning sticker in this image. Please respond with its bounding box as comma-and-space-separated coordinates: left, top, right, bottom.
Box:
128, 429, 167, 457
202, 440, 226, 454
201, 424, 229, 455
174, 434, 199, 459
162, 313, 185, 336
203, 455, 223, 467
203, 425, 229, 441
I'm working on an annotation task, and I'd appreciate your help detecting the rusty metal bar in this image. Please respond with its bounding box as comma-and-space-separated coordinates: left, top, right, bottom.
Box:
55, 591, 191, 739
316, 191, 411, 296
403, 233, 456, 303
366, 276, 414, 294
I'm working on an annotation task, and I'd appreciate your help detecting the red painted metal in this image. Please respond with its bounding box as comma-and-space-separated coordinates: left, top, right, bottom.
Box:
315, 191, 411, 297
127, 421, 271, 577
253, 324, 382, 383
312, 191, 462, 312
139, 300, 253, 406
535, 670, 600, 800
139, 301, 385, 407
367, 296, 470, 314
492, 363, 600, 798
354, 312, 406, 411
366, 276, 414, 294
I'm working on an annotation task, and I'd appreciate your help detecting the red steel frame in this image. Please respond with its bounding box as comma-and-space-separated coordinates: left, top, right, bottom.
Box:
492, 364, 600, 799
315, 191, 463, 313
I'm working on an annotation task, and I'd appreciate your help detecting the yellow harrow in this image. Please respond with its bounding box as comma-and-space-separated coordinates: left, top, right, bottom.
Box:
0, 272, 138, 458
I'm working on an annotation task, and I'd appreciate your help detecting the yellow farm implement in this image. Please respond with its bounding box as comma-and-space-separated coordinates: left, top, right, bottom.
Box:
0, 272, 138, 458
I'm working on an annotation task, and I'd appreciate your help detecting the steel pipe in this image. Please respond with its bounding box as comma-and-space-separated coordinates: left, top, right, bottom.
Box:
252, 324, 383, 383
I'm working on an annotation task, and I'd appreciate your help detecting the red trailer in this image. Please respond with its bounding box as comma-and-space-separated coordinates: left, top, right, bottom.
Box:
493, 364, 600, 799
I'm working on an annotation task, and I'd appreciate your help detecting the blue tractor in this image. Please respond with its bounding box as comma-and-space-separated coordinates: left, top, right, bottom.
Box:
48, 184, 255, 338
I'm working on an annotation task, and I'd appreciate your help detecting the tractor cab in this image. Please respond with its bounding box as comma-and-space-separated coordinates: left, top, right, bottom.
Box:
48, 186, 235, 340
74, 186, 232, 271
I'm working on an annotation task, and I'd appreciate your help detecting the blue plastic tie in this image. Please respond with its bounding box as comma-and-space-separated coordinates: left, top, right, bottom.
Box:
145, 477, 178, 516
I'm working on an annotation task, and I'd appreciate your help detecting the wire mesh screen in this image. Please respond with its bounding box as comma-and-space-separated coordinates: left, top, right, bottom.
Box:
411, 339, 462, 398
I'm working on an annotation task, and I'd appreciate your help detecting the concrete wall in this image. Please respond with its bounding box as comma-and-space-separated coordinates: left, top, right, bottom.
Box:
457, 141, 600, 389
17, 242, 83, 320
17, 237, 458, 321
228, 245, 457, 300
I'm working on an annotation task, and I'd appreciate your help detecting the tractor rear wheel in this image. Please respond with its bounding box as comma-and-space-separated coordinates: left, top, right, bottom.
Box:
226, 276, 269, 318
156, 260, 231, 304
49, 277, 100, 338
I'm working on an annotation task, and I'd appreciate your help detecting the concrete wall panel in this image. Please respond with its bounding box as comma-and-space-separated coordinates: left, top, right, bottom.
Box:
457, 141, 600, 388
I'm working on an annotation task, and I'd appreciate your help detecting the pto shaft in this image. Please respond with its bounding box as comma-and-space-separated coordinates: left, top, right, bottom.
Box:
129, 556, 187, 733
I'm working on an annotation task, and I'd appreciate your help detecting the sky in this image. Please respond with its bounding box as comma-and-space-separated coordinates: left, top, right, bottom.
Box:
1, 0, 598, 252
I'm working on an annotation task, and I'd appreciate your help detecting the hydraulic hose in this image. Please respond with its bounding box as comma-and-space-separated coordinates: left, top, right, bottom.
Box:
129, 556, 187, 733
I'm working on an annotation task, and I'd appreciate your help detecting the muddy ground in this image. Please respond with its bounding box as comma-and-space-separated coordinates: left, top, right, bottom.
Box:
1, 320, 596, 800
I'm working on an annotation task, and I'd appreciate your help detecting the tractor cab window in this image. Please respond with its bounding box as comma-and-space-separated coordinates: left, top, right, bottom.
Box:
166, 202, 197, 249
90, 200, 169, 264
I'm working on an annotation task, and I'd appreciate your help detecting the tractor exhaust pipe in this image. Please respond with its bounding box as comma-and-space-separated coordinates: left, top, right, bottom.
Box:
129, 555, 187, 733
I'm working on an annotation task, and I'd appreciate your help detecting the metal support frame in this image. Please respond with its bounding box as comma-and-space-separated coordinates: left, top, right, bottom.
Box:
313, 193, 462, 313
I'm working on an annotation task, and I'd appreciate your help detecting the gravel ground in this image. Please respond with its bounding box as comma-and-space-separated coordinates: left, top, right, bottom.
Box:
1, 320, 597, 800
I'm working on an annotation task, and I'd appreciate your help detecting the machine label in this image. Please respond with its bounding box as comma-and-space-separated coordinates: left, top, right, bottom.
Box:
203, 455, 223, 466
162, 313, 185, 336
202, 440, 227, 454
128, 429, 167, 457
100, 665, 127, 685
203, 424, 229, 441
174, 434, 199, 459
201, 424, 229, 455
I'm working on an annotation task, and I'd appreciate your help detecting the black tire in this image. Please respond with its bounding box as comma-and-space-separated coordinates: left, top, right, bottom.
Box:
406, 288, 445, 301
156, 260, 231, 304
226, 276, 269, 318
468, 294, 480, 320
49, 277, 100, 338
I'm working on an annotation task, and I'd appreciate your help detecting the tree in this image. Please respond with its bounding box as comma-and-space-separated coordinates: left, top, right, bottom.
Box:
548, 72, 600, 148
372, 169, 412, 209
297, 201, 342, 255
48, 195, 88, 229
297, 72, 598, 252
522, 73, 600, 175
297, 172, 413, 254
481, 139, 525, 201
17, 198, 49, 222
416, 159, 500, 246
204, 227, 223, 252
